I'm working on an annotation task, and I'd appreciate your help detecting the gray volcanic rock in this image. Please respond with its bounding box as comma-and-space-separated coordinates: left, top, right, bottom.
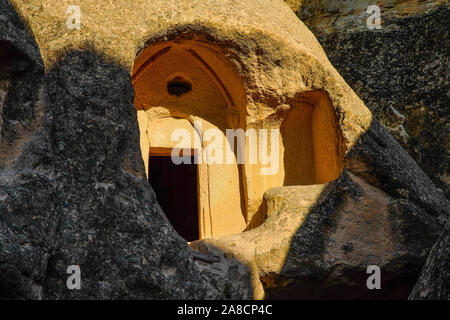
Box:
194, 119, 449, 300
0, 0, 47, 299
409, 217, 450, 300
41, 50, 218, 299
281, 1, 450, 300
346, 119, 448, 223
298, 4, 450, 194
0, 0, 220, 299
264, 118, 449, 298
1, 0, 448, 300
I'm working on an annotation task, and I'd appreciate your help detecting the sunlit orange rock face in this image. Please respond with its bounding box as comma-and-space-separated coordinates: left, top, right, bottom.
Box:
286, 0, 449, 195
1, 0, 447, 300
132, 39, 345, 240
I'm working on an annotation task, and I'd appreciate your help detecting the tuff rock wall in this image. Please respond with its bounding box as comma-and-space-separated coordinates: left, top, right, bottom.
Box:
282, 0, 450, 300
285, 0, 449, 195
0, 0, 228, 299
0, 0, 448, 300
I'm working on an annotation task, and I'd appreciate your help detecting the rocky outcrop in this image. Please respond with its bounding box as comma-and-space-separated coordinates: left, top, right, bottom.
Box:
287, 0, 448, 34
409, 217, 450, 300
192, 118, 449, 299
0, 0, 222, 299
1, 0, 448, 300
284, 1, 450, 299
286, 1, 450, 194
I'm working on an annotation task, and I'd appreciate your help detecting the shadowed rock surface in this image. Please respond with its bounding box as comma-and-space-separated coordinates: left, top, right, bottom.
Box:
283, 1, 450, 298
288, 1, 449, 195
1, 0, 448, 300
262, 119, 448, 299
195, 120, 449, 298
409, 217, 450, 300
0, 0, 227, 299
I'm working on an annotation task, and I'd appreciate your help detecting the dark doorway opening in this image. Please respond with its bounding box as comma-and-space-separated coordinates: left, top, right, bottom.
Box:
148, 155, 199, 241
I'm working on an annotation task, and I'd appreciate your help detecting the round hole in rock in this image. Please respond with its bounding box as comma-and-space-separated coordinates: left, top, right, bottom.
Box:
167, 76, 192, 96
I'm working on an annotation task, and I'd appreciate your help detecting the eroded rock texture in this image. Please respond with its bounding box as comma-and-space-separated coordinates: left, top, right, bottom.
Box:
194, 119, 448, 299
409, 217, 450, 300
288, 1, 449, 194
1, 0, 448, 300
0, 0, 224, 299
282, 1, 450, 299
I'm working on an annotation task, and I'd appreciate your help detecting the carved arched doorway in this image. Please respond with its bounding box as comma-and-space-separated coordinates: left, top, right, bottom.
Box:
132, 39, 248, 240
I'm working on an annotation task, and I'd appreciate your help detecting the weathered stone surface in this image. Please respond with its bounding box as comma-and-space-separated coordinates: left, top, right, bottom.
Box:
0, 0, 223, 299
194, 120, 449, 298
191, 245, 253, 299
409, 217, 450, 300
41, 50, 220, 299
1, 0, 448, 300
283, 0, 450, 299
286, 0, 448, 34
286, 0, 449, 194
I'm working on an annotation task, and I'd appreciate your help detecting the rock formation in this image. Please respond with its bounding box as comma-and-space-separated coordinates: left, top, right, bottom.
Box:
286, 0, 449, 195
0, 0, 448, 300
0, 0, 221, 299
409, 217, 450, 299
